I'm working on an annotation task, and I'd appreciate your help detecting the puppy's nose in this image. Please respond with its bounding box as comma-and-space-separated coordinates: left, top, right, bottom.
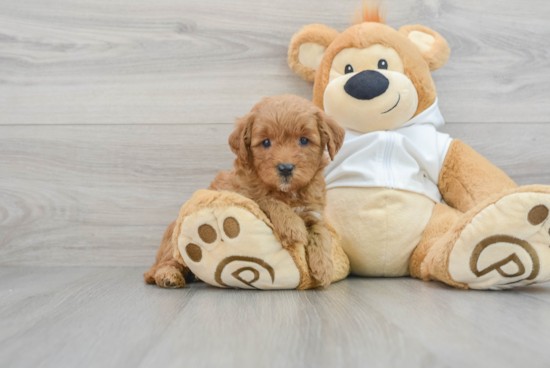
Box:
277, 163, 295, 177
344, 70, 389, 100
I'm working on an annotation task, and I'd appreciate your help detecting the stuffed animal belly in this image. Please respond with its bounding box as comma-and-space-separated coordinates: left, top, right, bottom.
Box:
326, 187, 434, 276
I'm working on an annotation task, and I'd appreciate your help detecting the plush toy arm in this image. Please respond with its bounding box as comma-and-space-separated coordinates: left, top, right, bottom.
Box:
438, 140, 517, 213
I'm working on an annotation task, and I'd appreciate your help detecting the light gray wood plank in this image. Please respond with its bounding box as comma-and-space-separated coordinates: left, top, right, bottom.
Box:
0, 0, 549, 125
0, 124, 234, 267
441, 123, 550, 184
0, 123, 549, 267
1, 267, 550, 368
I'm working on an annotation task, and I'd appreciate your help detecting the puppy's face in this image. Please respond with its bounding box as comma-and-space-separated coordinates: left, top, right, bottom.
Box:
250, 112, 322, 192
229, 95, 345, 193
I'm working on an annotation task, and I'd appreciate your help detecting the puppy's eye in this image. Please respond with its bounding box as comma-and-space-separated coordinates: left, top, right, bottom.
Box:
261, 139, 271, 148
299, 137, 309, 146
378, 59, 388, 69
344, 64, 354, 74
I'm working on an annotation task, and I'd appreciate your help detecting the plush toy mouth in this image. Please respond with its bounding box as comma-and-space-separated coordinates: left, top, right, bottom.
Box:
381, 93, 400, 114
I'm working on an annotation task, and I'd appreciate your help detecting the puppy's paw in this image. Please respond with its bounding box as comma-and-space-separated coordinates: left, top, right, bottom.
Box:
306, 230, 334, 287
308, 247, 334, 287
276, 219, 308, 248
154, 265, 186, 289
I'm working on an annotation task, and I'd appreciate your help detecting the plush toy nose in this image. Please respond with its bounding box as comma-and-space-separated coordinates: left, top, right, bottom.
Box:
277, 163, 295, 177
344, 70, 389, 100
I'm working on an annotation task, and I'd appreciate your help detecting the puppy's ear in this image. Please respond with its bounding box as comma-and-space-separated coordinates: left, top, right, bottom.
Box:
228, 111, 255, 163
316, 110, 345, 160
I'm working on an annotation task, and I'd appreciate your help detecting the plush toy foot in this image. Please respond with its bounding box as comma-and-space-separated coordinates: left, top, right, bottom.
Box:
424, 186, 550, 290
172, 190, 350, 289
178, 204, 300, 289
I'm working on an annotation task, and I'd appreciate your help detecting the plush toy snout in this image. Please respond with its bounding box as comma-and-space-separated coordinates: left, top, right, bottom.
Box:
324, 67, 419, 133
344, 70, 389, 100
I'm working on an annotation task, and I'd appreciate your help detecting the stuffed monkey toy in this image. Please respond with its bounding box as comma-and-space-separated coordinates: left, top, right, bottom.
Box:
287, 3, 550, 289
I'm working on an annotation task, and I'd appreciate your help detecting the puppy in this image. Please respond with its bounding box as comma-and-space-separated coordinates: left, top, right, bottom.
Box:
144, 94, 345, 288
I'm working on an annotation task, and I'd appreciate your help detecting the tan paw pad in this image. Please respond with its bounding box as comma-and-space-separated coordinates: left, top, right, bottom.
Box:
177, 206, 300, 289
449, 192, 550, 290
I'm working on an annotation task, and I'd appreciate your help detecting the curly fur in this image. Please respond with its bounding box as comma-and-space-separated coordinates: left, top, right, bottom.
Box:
145, 94, 345, 288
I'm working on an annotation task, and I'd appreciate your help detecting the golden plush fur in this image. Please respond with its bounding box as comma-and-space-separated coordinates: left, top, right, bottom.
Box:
287, 24, 340, 82
409, 203, 460, 280
439, 140, 518, 213
145, 95, 345, 288
418, 185, 550, 288
400, 25, 450, 71
350, 0, 387, 25
287, 4, 550, 290
288, 6, 450, 120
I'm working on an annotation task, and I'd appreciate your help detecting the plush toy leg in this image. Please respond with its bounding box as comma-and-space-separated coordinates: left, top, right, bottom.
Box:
413, 185, 550, 290
172, 190, 349, 290
409, 203, 462, 283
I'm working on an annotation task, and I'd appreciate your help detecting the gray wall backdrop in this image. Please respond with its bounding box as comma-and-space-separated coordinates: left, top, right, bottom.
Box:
1, 0, 549, 267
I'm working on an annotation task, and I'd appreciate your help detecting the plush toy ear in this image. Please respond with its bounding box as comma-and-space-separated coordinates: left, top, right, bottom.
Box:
399, 25, 450, 71
288, 24, 340, 82
228, 111, 255, 164
316, 110, 345, 160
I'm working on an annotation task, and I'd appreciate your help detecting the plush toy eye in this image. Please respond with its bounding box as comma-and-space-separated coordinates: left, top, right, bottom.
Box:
344, 64, 354, 74
262, 139, 271, 148
378, 59, 388, 69
299, 137, 309, 146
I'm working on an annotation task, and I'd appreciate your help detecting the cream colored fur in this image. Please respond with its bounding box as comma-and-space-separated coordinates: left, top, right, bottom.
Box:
298, 43, 326, 71
326, 187, 435, 276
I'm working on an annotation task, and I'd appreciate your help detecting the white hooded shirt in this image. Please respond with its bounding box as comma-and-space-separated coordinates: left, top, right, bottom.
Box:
324, 99, 452, 203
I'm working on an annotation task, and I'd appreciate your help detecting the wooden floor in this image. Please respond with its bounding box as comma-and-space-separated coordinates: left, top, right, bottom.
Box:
1, 267, 549, 368
2, 0, 550, 367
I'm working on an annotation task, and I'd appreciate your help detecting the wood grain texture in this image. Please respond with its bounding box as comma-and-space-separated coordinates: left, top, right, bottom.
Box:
0, 124, 234, 266
1, 123, 549, 267
0, 0, 549, 125
2, 2, 550, 366
1, 267, 550, 368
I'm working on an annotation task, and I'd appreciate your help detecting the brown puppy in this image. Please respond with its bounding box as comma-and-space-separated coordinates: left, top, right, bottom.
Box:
144, 95, 345, 288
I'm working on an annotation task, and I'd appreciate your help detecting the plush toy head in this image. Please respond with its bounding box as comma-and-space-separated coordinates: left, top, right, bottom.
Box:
288, 1, 450, 133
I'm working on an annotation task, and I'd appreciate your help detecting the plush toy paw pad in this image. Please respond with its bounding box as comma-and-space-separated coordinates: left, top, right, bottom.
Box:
185, 243, 202, 262
449, 192, 550, 290
177, 205, 300, 289
528, 205, 548, 225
